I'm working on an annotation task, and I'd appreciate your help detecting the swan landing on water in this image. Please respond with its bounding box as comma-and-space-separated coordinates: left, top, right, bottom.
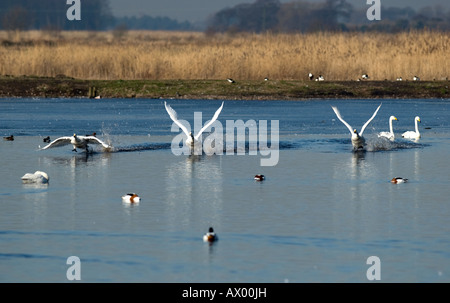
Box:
164, 101, 224, 154
40, 134, 112, 152
331, 103, 382, 151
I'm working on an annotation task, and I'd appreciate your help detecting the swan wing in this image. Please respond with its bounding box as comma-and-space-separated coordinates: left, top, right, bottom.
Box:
360, 103, 382, 136
83, 136, 112, 148
331, 106, 354, 134
195, 102, 224, 140
40, 136, 72, 149
164, 101, 190, 137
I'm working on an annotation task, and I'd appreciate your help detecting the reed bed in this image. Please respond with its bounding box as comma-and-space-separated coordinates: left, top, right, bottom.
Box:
0, 30, 448, 81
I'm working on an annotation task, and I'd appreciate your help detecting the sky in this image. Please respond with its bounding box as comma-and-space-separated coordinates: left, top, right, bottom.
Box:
109, 0, 450, 22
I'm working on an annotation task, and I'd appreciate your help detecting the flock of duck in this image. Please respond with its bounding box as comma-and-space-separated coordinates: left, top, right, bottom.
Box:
8, 99, 423, 243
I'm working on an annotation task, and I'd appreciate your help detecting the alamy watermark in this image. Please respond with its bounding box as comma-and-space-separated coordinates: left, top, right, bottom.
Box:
66, 0, 81, 21
169, 112, 279, 167
367, 0, 381, 21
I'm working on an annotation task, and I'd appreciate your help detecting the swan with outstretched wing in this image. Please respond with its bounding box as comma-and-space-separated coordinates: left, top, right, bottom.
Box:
331, 103, 382, 150
165, 101, 224, 149
40, 134, 112, 152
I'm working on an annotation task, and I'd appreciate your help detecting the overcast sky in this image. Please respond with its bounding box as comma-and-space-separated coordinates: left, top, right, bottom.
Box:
109, 0, 450, 22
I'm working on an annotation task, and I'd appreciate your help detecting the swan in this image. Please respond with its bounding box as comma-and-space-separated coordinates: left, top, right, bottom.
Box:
378, 116, 398, 141
391, 177, 408, 184
122, 193, 140, 203
21, 171, 49, 184
331, 103, 382, 150
401, 116, 421, 140
203, 227, 218, 243
164, 101, 224, 152
40, 134, 112, 152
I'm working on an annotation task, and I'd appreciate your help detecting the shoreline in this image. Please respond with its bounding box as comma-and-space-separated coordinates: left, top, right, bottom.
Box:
0, 76, 449, 100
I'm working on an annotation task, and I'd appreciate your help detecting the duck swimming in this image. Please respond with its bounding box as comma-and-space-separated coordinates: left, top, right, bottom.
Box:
203, 227, 218, 243
122, 193, 140, 203
391, 177, 408, 184
254, 174, 265, 181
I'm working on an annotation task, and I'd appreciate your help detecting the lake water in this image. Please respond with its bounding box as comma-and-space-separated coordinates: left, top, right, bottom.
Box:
0, 98, 449, 283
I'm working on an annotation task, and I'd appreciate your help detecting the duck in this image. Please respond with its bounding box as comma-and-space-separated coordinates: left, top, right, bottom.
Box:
413, 76, 420, 81
362, 74, 369, 80
401, 116, 421, 140
391, 177, 408, 184
43, 136, 51, 143
203, 227, 218, 243
3, 135, 14, 141
254, 174, 265, 181
264, 77, 269, 81
21, 171, 49, 184
226, 78, 235, 83
308, 73, 314, 80
378, 116, 398, 141
164, 101, 224, 153
122, 193, 140, 203
85, 132, 97, 137
40, 133, 112, 152
331, 103, 382, 151
396, 77, 403, 81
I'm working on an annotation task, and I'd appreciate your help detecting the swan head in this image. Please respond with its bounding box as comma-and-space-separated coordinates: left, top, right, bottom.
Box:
391, 116, 398, 121
416, 116, 421, 123
73, 133, 77, 137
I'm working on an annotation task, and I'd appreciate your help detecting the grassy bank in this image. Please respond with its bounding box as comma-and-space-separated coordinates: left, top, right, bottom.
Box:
0, 30, 449, 81
0, 76, 448, 99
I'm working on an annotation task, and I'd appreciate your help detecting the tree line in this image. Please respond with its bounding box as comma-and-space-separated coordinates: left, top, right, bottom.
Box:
206, 0, 450, 33
0, 0, 449, 33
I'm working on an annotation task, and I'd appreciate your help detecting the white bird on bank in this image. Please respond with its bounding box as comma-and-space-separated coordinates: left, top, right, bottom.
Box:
164, 101, 224, 152
331, 103, 382, 150
21, 171, 49, 184
40, 134, 112, 152
402, 116, 421, 140
378, 115, 398, 141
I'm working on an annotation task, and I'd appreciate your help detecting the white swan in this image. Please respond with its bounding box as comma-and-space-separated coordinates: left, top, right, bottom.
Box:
21, 171, 49, 184
378, 115, 398, 141
164, 101, 224, 151
40, 134, 112, 152
331, 103, 382, 150
402, 116, 421, 140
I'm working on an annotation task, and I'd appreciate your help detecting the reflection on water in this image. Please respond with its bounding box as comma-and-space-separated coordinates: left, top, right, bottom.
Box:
1, 98, 450, 282
165, 155, 223, 231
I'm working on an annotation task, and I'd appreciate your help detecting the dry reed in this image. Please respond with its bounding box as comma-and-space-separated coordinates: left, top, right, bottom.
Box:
0, 30, 448, 81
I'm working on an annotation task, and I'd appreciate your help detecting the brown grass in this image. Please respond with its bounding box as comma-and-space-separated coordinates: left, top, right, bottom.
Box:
0, 30, 448, 81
